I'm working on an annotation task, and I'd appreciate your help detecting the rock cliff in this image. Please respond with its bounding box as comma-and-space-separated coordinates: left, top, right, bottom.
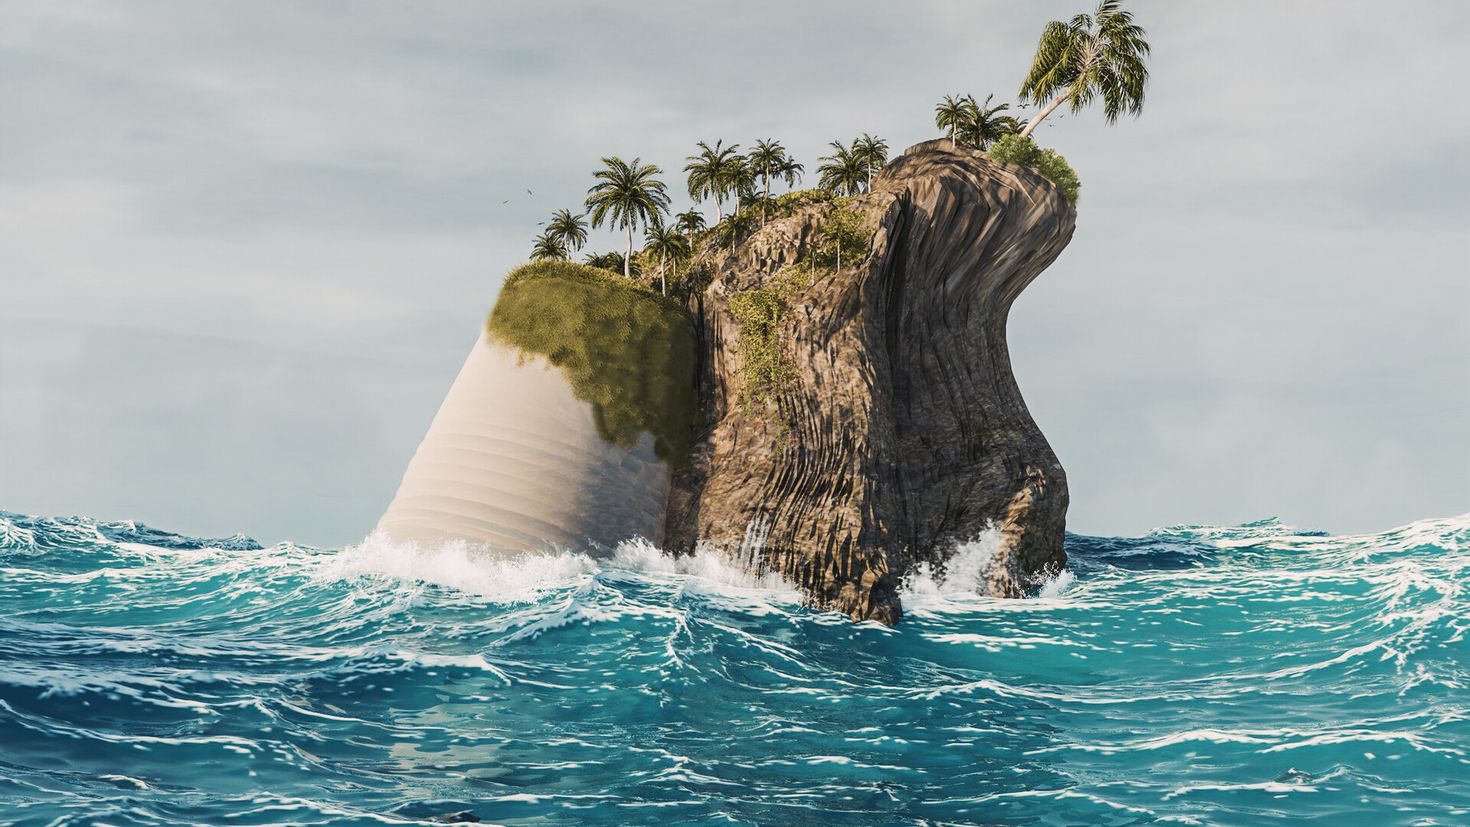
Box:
665, 139, 1076, 623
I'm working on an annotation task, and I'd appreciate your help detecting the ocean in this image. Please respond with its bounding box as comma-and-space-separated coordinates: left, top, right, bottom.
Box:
1, 511, 1466, 826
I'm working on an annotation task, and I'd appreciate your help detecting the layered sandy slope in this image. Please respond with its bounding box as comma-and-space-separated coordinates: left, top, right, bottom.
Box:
374, 333, 672, 551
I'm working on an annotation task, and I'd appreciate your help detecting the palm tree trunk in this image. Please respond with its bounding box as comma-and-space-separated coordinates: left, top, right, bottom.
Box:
624, 224, 633, 279
1019, 90, 1072, 139
713, 196, 722, 223
762, 171, 770, 227
660, 251, 667, 296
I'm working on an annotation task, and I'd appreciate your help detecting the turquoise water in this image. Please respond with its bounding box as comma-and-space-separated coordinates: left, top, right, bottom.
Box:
1, 512, 1467, 826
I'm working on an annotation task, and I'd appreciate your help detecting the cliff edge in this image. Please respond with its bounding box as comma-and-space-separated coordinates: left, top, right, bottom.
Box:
665, 139, 1076, 623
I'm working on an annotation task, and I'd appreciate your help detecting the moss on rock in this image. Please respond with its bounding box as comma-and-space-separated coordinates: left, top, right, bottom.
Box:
486, 261, 697, 462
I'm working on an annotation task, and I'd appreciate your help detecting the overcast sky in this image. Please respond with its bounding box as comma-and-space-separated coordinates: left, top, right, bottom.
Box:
2, 1, 1466, 547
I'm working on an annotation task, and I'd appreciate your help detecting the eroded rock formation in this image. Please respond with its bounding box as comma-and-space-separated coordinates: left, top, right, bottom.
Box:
665, 139, 1075, 623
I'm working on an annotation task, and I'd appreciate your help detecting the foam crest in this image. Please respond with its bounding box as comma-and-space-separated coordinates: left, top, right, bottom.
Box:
323, 531, 800, 605
322, 531, 598, 602
608, 537, 798, 594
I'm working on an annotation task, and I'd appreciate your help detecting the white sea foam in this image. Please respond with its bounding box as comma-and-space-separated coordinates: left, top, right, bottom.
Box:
901, 527, 1003, 599
323, 531, 799, 605
899, 526, 1078, 610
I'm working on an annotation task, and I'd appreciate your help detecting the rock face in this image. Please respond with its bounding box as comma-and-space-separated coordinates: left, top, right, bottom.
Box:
665, 140, 1075, 623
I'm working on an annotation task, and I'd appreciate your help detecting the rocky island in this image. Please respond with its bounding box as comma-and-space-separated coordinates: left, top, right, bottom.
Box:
376, 139, 1076, 624
666, 140, 1075, 623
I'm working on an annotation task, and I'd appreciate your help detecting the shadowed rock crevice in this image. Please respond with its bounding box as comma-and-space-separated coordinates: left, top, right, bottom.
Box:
665, 139, 1075, 623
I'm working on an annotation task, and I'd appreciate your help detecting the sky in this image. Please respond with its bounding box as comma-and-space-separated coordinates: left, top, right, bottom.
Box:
1, 1, 1466, 547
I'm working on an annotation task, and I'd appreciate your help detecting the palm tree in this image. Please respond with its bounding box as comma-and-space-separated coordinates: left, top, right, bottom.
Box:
747, 139, 798, 226
584, 156, 670, 279
675, 208, 706, 238
545, 209, 588, 257
777, 154, 804, 189
530, 230, 567, 261
684, 140, 741, 222
817, 141, 866, 197
643, 222, 690, 296
935, 95, 972, 148
727, 155, 758, 218
584, 250, 632, 274
964, 94, 1023, 149
852, 134, 889, 192
1017, 0, 1150, 138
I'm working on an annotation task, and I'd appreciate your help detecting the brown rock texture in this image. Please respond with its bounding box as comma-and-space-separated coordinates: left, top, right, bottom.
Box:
665, 139, 1076, 623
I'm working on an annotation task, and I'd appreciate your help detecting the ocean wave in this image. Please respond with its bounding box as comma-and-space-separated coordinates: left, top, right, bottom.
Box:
1, 509, 1468, 824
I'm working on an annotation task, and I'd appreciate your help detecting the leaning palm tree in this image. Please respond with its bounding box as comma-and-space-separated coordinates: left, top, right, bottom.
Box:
852, 134, 889, 192
584, 156, 670, 279
1017, 0, 1150, 138
935, 94, 973, 148
684, 140, 742, 222
530, 230, 567, 261
643, 222, 690, 296
817, 141, 866, 197
545, 209, 588, 257
747, 139, 796, 226
964, 94, 1023, 149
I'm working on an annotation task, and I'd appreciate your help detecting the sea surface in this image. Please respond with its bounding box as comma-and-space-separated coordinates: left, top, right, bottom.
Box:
1, 511, 1467, 826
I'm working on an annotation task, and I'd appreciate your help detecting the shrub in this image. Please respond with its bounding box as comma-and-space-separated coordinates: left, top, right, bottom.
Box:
986, 134, 1081, 203
766, 188, 835, 220
487, 261, 695, 461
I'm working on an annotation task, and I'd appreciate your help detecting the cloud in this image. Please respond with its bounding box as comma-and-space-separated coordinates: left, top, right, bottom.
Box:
1, 0, 1466, 542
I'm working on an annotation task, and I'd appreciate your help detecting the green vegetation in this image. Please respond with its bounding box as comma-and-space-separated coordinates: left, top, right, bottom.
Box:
1017, 0, 1150, 138
585, 157, 670, 279
674, 208, 706, 236
642, 222, 690, 297
817, 140, 868, 197
727, 266, 807, 407
583, 250, 635, 276
747, 139, 803, 227
853, 134, 889, 192
487, 261, 696, 461
546, 209, 589, 258
988, 134, 1081, 203
684, 140, 743, 222
935, 94, 1023, 150
497, 0, 1147, 421
530, 230, 567, 261
816, 202, 870, 270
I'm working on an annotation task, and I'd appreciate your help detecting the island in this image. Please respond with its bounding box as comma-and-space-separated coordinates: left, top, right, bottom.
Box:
376, 0, 1149, 622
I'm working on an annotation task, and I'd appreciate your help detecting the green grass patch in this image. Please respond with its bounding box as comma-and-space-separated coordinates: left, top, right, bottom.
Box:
487, 261, 696, 462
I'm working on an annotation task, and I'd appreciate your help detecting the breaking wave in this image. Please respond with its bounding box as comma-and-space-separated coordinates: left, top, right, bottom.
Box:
1, 509, 1467, 824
